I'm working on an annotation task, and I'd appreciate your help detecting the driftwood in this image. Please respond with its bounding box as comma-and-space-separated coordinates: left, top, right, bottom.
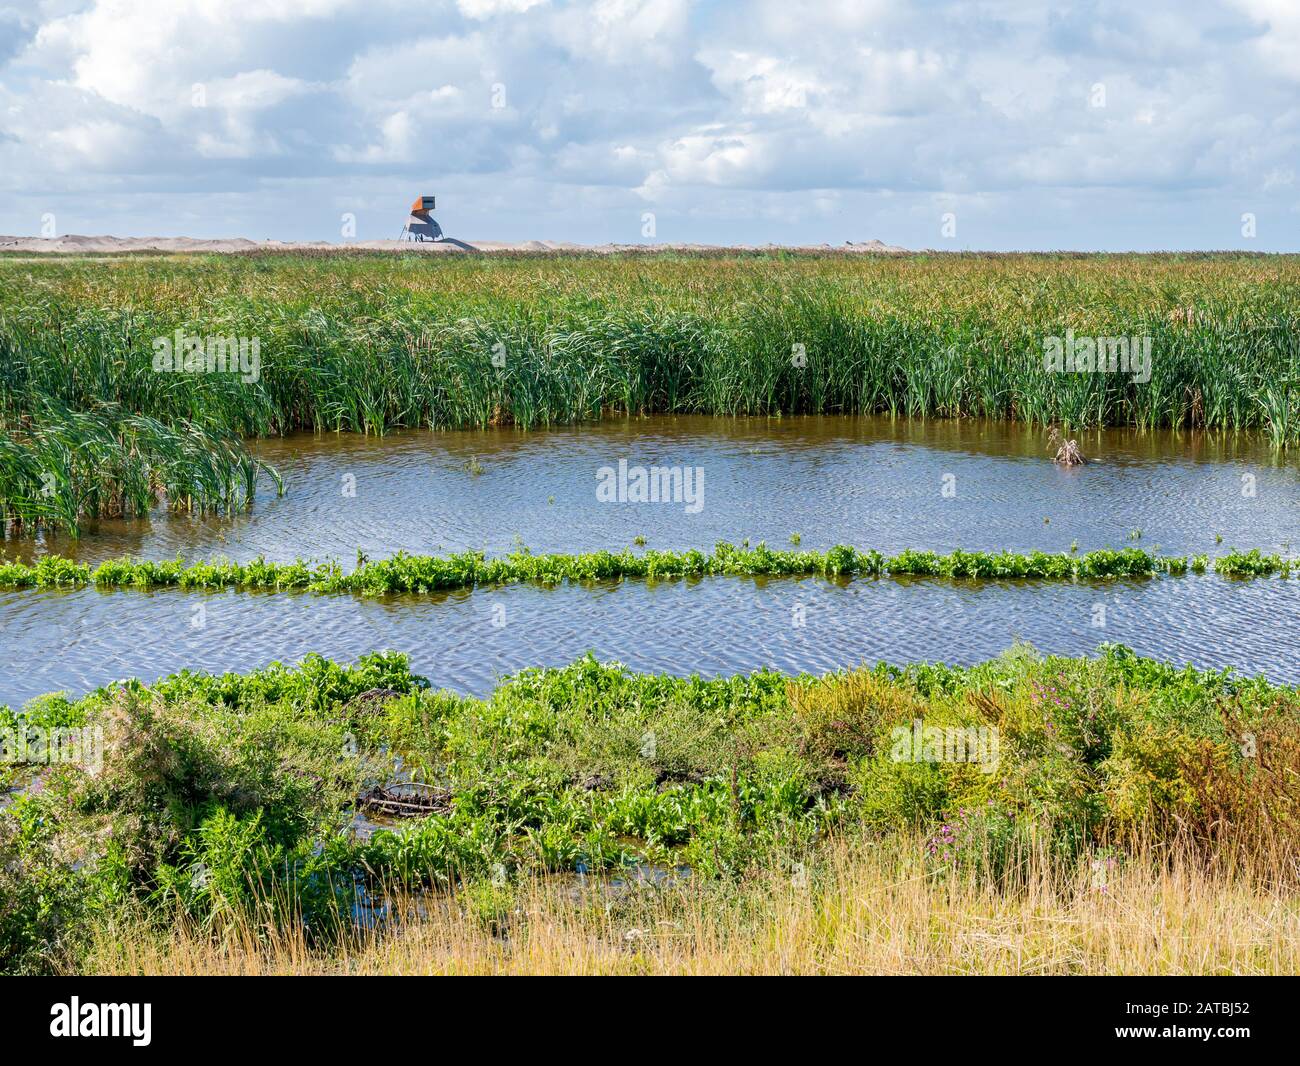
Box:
1046, 426, 1087, 466
359, 781, 454, 818
1053, 439, 1087, 465
347, 688, 405, 714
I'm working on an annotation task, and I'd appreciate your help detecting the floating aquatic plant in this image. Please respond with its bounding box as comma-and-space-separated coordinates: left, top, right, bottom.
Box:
0, 543, 1293, 598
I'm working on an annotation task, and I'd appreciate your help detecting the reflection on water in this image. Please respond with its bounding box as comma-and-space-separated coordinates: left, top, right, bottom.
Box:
4, 572, 1297, 706
1, 415, 1296, 705
5, 415, 1298, 564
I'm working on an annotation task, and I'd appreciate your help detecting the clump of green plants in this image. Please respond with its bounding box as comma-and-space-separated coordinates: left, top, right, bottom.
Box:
0, 542, 1292, 599
3, 643, 1297, 974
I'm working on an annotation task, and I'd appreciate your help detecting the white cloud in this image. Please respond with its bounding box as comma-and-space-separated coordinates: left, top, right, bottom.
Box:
212, 70, 315, 110
334, 109, 414, 163
1230, 0, 1300, 80
457, 0, 549, 17
0, 0, 1295, 248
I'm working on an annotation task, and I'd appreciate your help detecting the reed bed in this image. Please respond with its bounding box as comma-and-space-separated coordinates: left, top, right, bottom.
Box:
2, 251, 1298, 533
0, 544, 1292, 597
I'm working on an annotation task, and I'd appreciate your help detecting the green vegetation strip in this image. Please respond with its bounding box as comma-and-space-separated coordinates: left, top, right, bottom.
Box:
0, 543, 1293, 596
4, 644, 1299, 973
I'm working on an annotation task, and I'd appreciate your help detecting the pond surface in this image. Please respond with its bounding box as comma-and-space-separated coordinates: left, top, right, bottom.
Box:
2, 416, 1297, 705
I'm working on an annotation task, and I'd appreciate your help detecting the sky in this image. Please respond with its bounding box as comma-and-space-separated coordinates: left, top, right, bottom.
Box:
0, 0, 1296, 250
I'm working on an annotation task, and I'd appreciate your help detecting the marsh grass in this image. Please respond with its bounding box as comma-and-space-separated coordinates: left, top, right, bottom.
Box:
75, 834, 1300, 975
3, 252, 1298, 533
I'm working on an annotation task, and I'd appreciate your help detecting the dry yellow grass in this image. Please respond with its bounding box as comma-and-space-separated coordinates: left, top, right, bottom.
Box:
77, 836, 1300, 976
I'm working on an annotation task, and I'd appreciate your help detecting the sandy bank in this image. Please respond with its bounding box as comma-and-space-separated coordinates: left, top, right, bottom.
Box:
0, 235, 908, 255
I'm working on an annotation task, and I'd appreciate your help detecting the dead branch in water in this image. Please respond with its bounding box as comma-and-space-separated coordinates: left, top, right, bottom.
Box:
1047, 426, 1087, 466
359, 782, 454, 818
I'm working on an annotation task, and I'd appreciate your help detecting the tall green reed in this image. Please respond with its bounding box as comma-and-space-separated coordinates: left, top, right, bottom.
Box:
2, 251, 1296, 534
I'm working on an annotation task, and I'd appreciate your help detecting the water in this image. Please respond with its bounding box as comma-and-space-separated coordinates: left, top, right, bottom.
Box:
2, 416, 1297, 705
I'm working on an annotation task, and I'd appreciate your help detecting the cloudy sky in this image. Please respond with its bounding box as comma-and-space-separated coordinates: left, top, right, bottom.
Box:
0, 0, 1296, 249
